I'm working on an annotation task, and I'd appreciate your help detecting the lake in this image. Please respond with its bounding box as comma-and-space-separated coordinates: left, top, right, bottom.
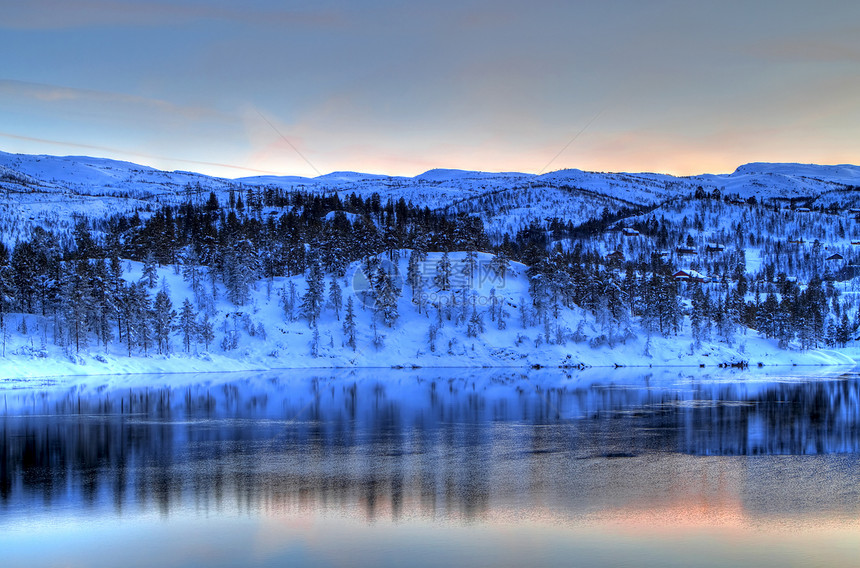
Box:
2, 367, 860, 567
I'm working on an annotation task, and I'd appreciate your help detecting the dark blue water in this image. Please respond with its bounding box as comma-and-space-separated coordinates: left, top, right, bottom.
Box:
2, 368, 860, 567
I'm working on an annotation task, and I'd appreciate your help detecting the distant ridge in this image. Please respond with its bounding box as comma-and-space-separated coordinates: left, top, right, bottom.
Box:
3, 149, 860, 228
3, 148, 859, 186
731, 162, 860, 183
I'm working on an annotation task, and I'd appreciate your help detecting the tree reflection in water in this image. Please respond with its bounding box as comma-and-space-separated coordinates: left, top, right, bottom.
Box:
2, 369, 860, 521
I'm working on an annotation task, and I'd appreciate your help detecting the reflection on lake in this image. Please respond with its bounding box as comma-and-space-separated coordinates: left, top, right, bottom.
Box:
2, 368, 860, 567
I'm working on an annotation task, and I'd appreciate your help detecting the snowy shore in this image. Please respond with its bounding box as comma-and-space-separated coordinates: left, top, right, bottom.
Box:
0, 328, 855, 382
0, 252, 856, 382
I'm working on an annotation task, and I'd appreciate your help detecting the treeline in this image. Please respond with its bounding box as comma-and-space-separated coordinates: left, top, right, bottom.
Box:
0, 185, 857, 358
0, 190, 490, 356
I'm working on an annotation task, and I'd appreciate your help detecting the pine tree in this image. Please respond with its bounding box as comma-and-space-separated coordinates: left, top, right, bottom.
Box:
197, 312, 215, 351
690, 284, 707, 349
407, 250, 421, 296
466, 301, 484, 338
358, 255, 380, 308
411, 230, 429, 262
142, 250, 158, 288
497, 293, 508, 331
153, 290, 176, 355
658, 275, 682, 337
825, 317, 838, 347
310, 324, 320, 357
622, 264, 638, 317
90, 259, 114, 351
757, 292, 779, 338
464, 248, 478, 285
220, 240, 259, 306
125, 282, 153, 356
181, 248, 203, 301
281, 281, 298, 321
301, 255, 324, 327
62, 260, 94, 354
716, 290, 735, 345
837, 312, 851, 347
72, 219, 99, 259
519, 295, 530, 329
374, 266, 400, 327
10, 241, 38, 313
108, 254, 124, 340
179, 298, 197, 353
343, 295, 357, 351
328, 279, 342, 321
527, 256, 556, 326
776, 295, 795, 349
0, 263, 10, 349
434, 252, 452, 291
27, 228, 62, 318
489, 251, 510, 283
408, 250, 427, 315
594, 271, 628, 346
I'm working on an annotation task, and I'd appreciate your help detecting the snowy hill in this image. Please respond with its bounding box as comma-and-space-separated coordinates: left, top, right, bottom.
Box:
691, 163, 860, 203
2, 148, 860, 380
4, 148, 860, 237
0, 150, 238, 198
732, 162, 860, 183
0, 249, 849, 381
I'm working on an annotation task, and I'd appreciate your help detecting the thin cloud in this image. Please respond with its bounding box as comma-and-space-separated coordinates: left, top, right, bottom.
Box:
2, 1, 344, 30
0, 79, 230, 122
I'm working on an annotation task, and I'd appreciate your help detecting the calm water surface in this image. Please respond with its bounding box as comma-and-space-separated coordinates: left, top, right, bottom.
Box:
2, 367, 860, 567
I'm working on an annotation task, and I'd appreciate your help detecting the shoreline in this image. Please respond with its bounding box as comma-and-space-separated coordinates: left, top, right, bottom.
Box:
1, 359, 856, 384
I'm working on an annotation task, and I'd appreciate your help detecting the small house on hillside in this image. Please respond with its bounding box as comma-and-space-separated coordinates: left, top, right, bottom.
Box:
795, 207, 812, 213
705, 242, 725, 253
606, 250, 625, 263
676, 246, 697, 256
826, 253, 844, 261
622, 228, 640, 237
673, 269, 708, 283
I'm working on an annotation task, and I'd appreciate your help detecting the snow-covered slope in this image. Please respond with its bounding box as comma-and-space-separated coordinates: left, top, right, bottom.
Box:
692, 163, 860, 202
2, 149, 860, 378
733, 162, 860, 184
0, 249, 848, 381
0, 151, 238, 198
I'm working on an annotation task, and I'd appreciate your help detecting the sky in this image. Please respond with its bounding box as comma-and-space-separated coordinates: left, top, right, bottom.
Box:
1, 0, 859, 178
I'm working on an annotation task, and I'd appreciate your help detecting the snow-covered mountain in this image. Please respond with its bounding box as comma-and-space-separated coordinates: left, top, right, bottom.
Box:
3, 148, 860, 241
692, 162, 860, 203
